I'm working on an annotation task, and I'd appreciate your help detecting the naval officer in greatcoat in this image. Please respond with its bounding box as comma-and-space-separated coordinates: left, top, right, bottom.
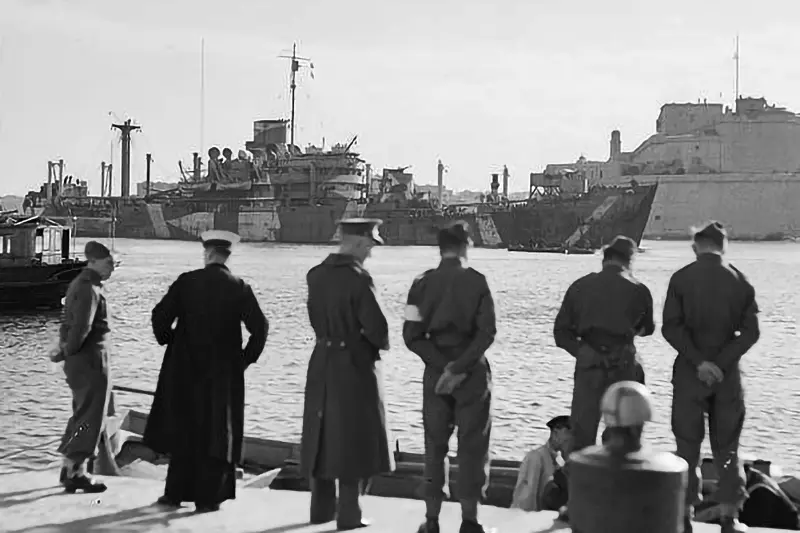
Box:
144, 229, 269, 512
663, 221, 759, 533
403, 221, 496, 533
300, 218, 394, 531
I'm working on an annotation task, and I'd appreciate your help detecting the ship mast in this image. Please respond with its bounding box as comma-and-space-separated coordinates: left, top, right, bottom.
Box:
279, 43, 312, 148
733, 34, 740, 102
111, 119, 141, 198
200, 38, 205, 160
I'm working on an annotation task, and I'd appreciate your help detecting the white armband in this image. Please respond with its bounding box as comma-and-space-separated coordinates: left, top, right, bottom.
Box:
404, 305, 422, 322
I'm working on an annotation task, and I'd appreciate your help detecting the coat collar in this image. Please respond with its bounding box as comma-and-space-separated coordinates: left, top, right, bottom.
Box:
82, 267, 103, 286
324, 253, 362, 268
438, 256, 464, 268
697, 253, 723, 264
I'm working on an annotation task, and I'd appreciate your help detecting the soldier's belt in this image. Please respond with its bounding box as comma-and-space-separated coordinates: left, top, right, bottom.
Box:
588, 343, 635, 369
316, 338, 347, 348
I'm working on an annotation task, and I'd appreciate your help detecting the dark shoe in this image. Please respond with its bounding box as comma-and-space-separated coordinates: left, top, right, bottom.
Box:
195, 503, 220, 513
311, 516, 335, 525
156, 495, 181, 507
720, 517, 748, 533
63, 475, 107, 494
337, 518, 371, 530
417, 518, 440, 533
459, 520, 486, 533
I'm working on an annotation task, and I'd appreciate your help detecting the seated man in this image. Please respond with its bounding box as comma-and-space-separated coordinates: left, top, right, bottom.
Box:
541, 426, 614, 512
510, 415, 572, 511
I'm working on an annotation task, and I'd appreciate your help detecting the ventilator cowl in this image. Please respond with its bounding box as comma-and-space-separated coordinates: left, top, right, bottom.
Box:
568, 381, 689, 533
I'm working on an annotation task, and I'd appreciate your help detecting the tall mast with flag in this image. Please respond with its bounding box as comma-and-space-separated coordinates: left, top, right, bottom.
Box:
279, 43, 313, 148
733, 34, 740, 104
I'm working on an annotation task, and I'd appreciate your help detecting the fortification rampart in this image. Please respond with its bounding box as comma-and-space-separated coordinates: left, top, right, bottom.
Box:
627, 173, 800, 240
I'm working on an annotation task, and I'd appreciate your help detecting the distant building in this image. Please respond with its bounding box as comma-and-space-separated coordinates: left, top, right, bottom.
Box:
537, 95, 800, 240
544, 155, 607, 186
540, 96, 800, 187
416, 184, 453, 204
450, 190, 484, 204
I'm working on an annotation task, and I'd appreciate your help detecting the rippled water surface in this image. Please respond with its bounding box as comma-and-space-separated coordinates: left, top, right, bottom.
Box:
2, 238, 799, 475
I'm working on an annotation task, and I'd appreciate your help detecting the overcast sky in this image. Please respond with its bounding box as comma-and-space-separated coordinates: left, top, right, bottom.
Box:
1, 0, 798, 195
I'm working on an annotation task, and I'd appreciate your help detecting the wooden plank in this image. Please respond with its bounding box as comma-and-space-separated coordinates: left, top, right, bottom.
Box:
0, 470, 792, 532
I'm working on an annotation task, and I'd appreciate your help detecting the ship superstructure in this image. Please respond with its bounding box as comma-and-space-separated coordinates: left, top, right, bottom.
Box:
26, 42, 657, 248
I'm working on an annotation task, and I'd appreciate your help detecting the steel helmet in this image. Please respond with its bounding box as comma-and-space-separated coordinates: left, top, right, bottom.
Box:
600, 381, 653, 428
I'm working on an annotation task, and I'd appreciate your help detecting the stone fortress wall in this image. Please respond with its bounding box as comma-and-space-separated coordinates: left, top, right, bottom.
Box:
544, 96, 800, 240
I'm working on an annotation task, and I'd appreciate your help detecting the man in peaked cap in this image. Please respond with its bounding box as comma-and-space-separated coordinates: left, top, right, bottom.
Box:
553, 234, 654, 454
201, 229, 241, 254
511, 415, 573, 512
300, 217, 393, 530
54, 240, 117, 493
403, 220, 496, 533
144, 228, 268, 512
663, 221, 759, 533
337, 217, 385, 245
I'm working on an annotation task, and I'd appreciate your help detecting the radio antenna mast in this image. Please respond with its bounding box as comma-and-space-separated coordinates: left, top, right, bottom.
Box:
278, 43, 312, 148
200, 38, 205, 159
733, 34, 740, 104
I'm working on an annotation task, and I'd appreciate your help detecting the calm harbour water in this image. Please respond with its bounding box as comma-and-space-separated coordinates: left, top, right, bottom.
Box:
1, 238, 799, 475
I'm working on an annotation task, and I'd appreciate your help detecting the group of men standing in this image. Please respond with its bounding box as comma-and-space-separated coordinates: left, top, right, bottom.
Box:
52, 216, 759, 533
548, 222, 759, 533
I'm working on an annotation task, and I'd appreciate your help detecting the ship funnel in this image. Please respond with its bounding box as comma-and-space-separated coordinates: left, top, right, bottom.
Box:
490, 173, 500, 192
502, 165, 509, 197
610, 130, 621, 160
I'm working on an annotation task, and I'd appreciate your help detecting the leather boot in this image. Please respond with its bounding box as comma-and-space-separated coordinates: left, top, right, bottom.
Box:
720, 517, 748, 533
417, 518, 440, 533
337, 480, 370, 530
309, 478, 336, 524
156, 495, 181, 507
62, 458, 107, 494
459, 520, 487, 533
63, 475, 108, 494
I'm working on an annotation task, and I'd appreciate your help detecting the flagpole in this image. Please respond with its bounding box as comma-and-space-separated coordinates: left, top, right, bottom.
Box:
733, 34, 740, 104
200, 38, 205, 160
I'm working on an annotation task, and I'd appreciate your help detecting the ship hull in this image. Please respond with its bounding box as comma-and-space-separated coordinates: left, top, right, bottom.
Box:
632, 173, 800, 241
0, 262, 86, 310
42, 185, 656, 248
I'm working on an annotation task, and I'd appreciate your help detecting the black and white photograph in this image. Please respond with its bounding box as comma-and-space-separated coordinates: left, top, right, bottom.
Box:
1, 1, 799, 531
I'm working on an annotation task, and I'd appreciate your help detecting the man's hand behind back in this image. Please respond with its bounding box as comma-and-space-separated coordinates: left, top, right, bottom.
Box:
435, 365, 467, 395
697, 361, 724, 387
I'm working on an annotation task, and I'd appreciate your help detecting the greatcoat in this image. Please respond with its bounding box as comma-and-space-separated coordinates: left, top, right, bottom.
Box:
300, 253, 395, 481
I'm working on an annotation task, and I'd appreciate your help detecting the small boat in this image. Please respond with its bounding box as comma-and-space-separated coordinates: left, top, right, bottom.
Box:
114, 408, 519, 506
111, 408, 780, 509
0, 212, 86, 310
507, 244, 596, 255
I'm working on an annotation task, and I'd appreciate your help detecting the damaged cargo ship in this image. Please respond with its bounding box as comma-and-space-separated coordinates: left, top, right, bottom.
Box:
25, 122, 657, 249
23, 43, 656, 248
